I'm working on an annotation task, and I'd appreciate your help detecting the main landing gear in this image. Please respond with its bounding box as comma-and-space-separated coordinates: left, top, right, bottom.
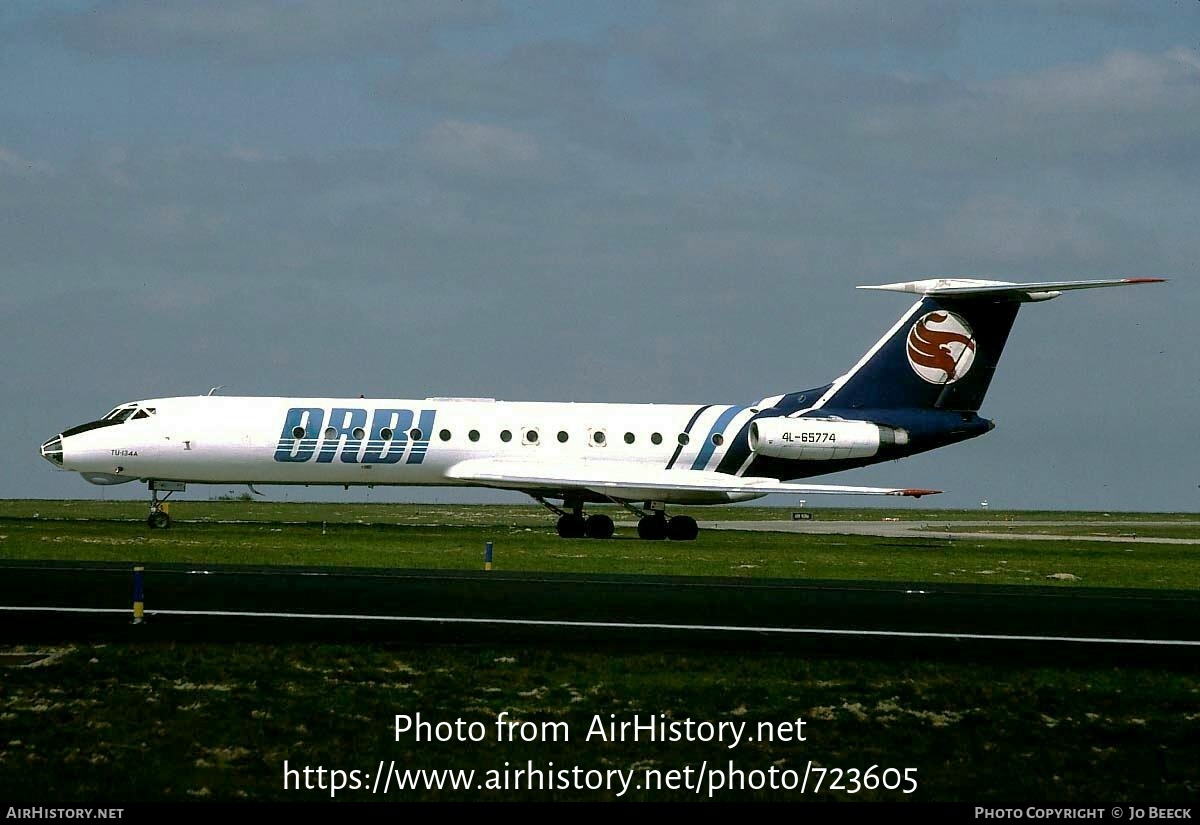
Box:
628, 503, 700, 542
535, 497, 698, 541
538, 497, 614, 539
632, 506, 698, 542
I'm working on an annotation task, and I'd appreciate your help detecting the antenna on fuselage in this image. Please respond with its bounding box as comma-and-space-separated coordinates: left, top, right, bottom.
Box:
207, 385, 226, 396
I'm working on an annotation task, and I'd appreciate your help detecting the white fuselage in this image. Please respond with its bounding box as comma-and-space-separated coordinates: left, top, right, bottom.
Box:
40, 278, 1164, 536
56, 395, 766, 502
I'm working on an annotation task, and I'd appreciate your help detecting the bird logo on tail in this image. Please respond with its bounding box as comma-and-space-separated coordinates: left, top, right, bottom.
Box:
906, 311, 977, 385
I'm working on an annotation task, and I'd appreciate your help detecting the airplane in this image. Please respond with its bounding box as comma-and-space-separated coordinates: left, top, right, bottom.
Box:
39, 277, 1164, 539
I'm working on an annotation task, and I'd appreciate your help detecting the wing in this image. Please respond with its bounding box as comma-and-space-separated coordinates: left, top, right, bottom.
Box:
446, 458, 939, 501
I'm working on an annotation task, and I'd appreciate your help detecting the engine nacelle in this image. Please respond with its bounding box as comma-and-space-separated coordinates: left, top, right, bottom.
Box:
748, 417, 909, 461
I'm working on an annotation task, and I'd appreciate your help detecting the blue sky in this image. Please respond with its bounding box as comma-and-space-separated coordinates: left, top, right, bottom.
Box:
4, 1, 1197, 510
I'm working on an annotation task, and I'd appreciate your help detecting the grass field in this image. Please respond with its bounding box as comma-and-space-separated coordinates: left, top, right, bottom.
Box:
0, 500, 1196, 589
5, 498, 1198, 524
1, 499, 1197, 802
2, 640, 1197, 802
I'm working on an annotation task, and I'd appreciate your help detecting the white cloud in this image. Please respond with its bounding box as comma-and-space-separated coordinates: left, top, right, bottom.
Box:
423, 120, 542, 179
646, 0, 964, 53
923, 195, 1116, 263
380, 39, 679, 163
852, 48, 1200, 175
999, 48, 1198, 114
49, 0, 506, 61
0, 145, 52, 177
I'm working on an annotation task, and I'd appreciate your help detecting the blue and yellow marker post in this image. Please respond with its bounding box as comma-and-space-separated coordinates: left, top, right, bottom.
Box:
132, 565, 145, 624
484, 541, 493, 572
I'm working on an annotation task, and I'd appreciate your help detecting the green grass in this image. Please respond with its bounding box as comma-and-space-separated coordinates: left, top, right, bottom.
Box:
2, 642, 1197, 802
0, 500, 1196, 589
2, 499, 1197, 803
4, 498, 1198, 524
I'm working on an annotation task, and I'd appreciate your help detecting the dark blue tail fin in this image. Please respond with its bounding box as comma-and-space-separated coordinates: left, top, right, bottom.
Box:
811, 278, 1165, 413
817, 295, 1018, 412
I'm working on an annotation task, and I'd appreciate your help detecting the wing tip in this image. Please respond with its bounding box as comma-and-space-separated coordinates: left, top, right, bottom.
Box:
890, 488, 943, 498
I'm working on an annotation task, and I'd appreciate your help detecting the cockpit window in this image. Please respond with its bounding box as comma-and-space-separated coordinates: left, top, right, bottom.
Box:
101, 404, 152, 423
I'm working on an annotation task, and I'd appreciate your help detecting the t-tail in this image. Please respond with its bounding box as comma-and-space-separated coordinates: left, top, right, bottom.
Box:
736, 278, 1165, 482
813, 278, 1166, 414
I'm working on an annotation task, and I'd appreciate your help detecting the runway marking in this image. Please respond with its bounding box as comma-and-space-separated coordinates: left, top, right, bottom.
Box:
2, 606, 1198, 647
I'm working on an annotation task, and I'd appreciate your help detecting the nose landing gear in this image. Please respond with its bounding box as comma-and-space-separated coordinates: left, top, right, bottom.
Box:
145, 480, 186, 529
148, 506, 171, 530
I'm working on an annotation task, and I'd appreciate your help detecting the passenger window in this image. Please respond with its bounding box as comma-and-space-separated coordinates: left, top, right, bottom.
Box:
651, 432, 663, 445
439, 429, 451, 441
500, 430, 512, 443
624, 432, 635, 444
557, 431, 569, 443
469, 429, 480, 442
677, 433, 690, 446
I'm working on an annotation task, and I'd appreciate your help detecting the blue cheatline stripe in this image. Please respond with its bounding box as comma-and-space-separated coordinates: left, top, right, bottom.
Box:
715, 414, 762, 476
405, 410, 438, 465
691, 405, 747, 470
665, 405, 712, 470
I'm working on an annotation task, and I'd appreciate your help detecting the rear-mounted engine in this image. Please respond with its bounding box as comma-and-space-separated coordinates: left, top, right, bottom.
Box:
748, 417, 908, 461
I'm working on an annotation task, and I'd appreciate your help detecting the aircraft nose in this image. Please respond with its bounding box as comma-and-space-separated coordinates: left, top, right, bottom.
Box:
40, 435, 64, 467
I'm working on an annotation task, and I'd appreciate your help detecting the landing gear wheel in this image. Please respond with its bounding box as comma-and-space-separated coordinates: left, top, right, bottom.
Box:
637, 514, 667, 540
667, 515, 698, 541
585, 514, 614, 539
146, 485, 176, 529
556, 513, 586, 539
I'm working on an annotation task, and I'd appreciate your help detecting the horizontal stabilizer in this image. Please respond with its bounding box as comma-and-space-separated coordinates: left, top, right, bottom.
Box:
447, 458, 938, 499
858, 278, 1166, 301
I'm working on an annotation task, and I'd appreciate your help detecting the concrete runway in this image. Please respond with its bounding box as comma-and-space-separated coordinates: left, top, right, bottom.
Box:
0, 561, 1196, 665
